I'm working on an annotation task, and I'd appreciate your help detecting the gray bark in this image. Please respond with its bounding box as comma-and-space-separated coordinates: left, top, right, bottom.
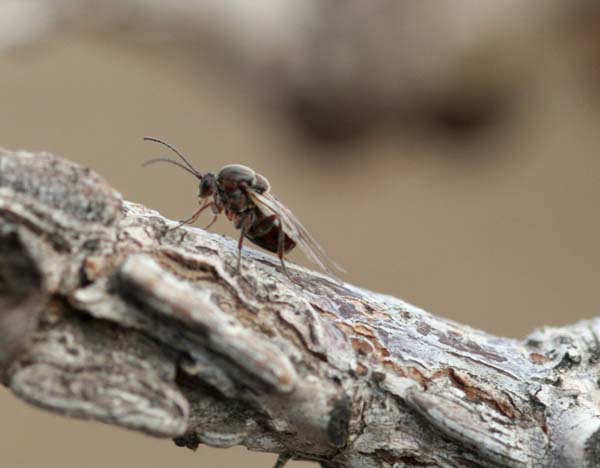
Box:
0, 148, 599, 468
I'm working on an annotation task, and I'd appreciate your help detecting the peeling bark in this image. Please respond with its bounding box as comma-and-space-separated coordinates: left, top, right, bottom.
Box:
1, 148, 599, 467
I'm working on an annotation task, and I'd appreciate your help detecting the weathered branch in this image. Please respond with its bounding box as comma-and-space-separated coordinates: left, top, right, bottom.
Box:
1, 149, 599, 467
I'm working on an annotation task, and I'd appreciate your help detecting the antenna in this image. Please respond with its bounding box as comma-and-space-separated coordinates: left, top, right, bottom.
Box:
142, 158, 202, 178
143, 137, 202, 178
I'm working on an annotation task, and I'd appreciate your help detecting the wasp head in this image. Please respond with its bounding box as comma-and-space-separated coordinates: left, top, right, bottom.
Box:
199, 173, 216, 199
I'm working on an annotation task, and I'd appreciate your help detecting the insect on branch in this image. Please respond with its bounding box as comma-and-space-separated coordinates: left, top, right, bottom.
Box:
142, 137, 344, 280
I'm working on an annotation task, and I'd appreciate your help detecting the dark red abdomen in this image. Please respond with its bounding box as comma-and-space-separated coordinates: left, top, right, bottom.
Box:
245, 213, 296, 254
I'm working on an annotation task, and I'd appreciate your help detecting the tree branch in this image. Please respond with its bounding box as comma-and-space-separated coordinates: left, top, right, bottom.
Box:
0, 148, 599, 467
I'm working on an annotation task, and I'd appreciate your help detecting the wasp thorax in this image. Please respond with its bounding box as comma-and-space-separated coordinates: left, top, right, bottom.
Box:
213, 165, 257, 213
217, 165, 255, 186
199, 173, 217, 198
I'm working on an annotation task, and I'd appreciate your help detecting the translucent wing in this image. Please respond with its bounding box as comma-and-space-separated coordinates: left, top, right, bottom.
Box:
248, 190, 345, 276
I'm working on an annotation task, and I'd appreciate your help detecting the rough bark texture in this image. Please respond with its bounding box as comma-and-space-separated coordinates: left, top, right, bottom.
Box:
1, 148, 599, 468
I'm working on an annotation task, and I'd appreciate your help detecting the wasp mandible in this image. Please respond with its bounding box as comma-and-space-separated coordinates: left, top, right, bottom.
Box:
143, 137, 343, 280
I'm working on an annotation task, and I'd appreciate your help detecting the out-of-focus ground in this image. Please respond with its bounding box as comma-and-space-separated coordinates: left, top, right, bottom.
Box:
1, 2, 600, 466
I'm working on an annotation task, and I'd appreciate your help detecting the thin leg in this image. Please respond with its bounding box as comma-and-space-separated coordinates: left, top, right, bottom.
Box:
236, 213, 254, 273
236, 229, 245, 273
276, 216, 293, 280
273, 454, 291, 468
168, 201, 215, 231
203, 215, 218, 230
204, 202, 222, 230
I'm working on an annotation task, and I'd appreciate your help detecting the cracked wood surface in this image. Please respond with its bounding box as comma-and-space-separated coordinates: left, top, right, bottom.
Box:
0, 149, 599, 467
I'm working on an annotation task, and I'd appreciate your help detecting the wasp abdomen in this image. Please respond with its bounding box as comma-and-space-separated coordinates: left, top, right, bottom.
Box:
245, 214, 296, 254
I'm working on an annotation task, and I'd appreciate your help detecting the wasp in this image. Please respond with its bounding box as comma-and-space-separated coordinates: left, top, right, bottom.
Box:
143, 137, 343, 280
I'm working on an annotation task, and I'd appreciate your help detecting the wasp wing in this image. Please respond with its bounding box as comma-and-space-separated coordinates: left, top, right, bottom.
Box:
248, 190, 345, 276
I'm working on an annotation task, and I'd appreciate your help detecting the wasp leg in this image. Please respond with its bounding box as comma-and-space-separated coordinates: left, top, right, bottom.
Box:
204, 215, 218, 230
276, 216, 293, 281
250, 215, 293, 281
235, 212, 255, 273
203, 202, 222, 230
273, 454, 291, 468
168, 201, 215, 231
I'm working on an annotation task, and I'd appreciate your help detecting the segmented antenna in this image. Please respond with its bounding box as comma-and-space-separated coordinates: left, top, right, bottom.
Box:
142, 137, 202, 178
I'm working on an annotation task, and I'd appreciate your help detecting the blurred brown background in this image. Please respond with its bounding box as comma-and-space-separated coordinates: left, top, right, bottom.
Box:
1, 1, 600, 467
